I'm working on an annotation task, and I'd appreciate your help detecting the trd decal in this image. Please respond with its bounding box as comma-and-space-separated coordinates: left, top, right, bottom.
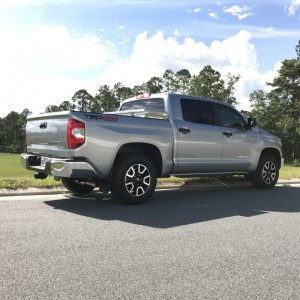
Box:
83, 114, 118, 122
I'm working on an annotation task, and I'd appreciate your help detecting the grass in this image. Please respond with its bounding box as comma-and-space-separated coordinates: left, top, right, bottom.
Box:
0, 153, 299, 189
0, 153, 62, 189
279, 165, 300, 179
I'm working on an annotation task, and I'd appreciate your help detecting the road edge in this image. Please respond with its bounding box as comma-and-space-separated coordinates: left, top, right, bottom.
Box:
1, 178, 300, 197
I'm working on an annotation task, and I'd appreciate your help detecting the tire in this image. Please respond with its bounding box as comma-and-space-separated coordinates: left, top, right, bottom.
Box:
61, 178, 95, 194
249, 154, 279, 189
111, 155, 157, 205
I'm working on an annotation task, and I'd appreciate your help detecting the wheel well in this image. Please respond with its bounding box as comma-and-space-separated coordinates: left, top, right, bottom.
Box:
261, 148, 282, 167
115, 143, 163, 176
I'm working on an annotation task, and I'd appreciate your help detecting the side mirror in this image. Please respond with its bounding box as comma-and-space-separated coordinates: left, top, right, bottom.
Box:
248, 117, 257, 128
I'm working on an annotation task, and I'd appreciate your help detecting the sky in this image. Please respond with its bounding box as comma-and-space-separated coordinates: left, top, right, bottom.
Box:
0, 0, 300, 117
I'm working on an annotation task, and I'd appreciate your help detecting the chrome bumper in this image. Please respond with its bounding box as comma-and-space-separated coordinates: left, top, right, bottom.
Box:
20, 153, 98, 178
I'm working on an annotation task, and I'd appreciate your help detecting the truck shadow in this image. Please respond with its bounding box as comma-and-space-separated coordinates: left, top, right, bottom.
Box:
44, 186, 300, 229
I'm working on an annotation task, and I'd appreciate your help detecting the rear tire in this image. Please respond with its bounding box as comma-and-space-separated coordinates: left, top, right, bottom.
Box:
111, 155, 157, 205
61, 178, 95, 194
249, 154, 279, 189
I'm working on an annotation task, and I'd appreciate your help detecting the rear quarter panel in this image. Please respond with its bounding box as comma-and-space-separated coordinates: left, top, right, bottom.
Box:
69, 112, 174, 178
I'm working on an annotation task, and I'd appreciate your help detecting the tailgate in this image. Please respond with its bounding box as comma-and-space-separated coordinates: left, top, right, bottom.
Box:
26, 111, 71, 157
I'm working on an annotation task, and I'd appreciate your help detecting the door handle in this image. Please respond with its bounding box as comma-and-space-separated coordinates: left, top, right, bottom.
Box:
179, 127, 191, 134
223, 131, 232, 137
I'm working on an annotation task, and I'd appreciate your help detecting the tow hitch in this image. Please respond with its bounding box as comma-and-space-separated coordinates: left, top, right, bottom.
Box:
34, 172, 48, 180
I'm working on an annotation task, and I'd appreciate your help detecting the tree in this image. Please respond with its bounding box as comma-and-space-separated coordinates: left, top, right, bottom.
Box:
176, 69, 191, 94
162, 69, 177, 92
249, 90, 272, 131
296, 40, 300, 57
188, 65, 239, 105
72, 89, 94, 112
94, 85, 119, 112
222, 73, 240, 105
45, 100, 75, 112
20, 108, 31, 119
0, 110, 30, 153
146, 76, 163, 93
132, 84, 147, 96
113, 83, 133, 106
267, 42, 300, 160
45, 105, 61, 113
250, 40, 300, 161
59, 101, 75, 111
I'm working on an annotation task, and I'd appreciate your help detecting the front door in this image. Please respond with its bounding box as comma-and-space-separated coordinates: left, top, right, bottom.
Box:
213, 103, 256, 171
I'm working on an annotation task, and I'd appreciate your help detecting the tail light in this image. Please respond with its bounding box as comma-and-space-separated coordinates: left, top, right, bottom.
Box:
67, 118, 85, 149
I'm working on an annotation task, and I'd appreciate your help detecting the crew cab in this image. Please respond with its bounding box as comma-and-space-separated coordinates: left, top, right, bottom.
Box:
21, 93, 284, 204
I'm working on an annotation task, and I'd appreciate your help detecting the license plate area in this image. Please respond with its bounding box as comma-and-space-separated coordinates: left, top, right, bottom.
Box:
41, 156, 48, 168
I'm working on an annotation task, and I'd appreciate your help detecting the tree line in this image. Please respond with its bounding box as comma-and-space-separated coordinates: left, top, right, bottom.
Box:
1, 41, 299, 163
44, 65, 239, 114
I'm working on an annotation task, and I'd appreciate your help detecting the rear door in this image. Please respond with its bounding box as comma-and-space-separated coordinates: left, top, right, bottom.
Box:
173, 97, 223, 174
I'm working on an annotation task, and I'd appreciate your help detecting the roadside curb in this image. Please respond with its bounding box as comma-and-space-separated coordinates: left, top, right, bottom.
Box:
0, 187, 68, 197
0, 179, 300, 197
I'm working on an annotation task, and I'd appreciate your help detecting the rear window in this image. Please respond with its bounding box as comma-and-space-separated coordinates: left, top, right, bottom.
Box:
120, 98, 167, 119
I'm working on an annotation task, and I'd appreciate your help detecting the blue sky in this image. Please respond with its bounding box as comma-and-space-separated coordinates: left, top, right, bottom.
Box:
0, 0, 300, 117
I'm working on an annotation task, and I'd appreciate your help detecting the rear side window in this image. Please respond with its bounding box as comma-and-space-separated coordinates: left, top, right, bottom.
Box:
180, 99, 214, 125
120, 98, 165, 112
214, 103, 245, 129
120, 98, 167, 119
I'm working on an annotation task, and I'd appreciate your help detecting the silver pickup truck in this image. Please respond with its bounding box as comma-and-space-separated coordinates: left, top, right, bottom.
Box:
21, 93, 284, 204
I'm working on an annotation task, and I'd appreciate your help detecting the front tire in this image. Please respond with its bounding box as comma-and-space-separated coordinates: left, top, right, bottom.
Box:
111, 155, 157, 205
249, 154, 279, 189
61, 178, 95, 194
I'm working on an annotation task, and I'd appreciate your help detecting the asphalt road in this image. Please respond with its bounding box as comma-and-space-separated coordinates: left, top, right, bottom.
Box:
0, 185, 299, 300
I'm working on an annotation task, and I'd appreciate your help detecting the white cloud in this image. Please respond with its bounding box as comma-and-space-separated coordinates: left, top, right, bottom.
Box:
247, 26, 300, 38
0, 26, 280, 117
208, 12, 219, 20
99, 30, 258, 84
187, 8, 201, 13
174, 30, 180, 38
0, 26, 115, 71
287, 0, 300, 15
98, 30, 277, 110
223, 5, 253, 20
0, 26, 115, 116
118, 25, 126, 30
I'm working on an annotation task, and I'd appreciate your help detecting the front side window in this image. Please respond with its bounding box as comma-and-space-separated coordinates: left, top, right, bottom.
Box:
180, 99, 214, 125
214, 103, 245, 129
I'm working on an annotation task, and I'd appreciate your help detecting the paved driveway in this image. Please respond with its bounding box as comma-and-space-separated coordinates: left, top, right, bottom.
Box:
0, 185, 299, 299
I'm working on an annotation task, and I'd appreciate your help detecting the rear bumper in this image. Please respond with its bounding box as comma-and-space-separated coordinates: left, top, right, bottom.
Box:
20, 153, 98, 179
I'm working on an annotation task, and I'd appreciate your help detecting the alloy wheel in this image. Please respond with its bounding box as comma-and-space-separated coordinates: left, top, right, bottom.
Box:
125, 164, 151, 196
262, 161, 277, 184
